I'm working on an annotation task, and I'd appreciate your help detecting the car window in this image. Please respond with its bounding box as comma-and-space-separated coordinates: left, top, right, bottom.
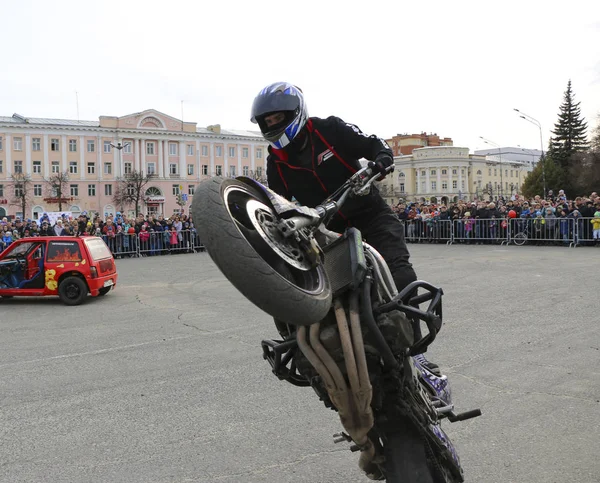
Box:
47, 241, 83, 262
83, 238, 112, 261
3, 242, 36, 259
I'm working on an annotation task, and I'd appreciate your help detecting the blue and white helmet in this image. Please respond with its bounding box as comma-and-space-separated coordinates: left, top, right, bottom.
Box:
250, 82, 308, 149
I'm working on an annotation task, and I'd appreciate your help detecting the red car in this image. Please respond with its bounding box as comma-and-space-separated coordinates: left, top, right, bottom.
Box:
0, 236, 118, 305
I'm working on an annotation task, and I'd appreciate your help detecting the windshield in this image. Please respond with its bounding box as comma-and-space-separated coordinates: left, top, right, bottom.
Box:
83, 237, 113, 261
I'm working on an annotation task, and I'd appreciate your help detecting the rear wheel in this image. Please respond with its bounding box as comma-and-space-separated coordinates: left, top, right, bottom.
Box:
58, 276, 88, 306
384, 419, 436, 483
191, 177, 331, 326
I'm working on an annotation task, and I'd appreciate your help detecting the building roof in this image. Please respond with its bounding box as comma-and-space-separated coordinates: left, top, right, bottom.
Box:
0, 113, 264, 139
0, 115, 98, 127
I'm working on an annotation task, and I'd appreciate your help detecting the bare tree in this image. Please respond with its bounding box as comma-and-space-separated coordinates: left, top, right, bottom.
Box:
9, 173, 33, 219
248, 169, 268, 185
44, 171, 72, 211
113, 170, 156, 217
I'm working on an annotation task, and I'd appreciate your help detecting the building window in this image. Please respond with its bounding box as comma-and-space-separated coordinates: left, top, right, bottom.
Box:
34, 184, 42, 197
69, 139, 77, 152
201, 145, 208, 156
14, 137, 23, 151
505, 169, 508, 178
452, 180, 458, 189
0, 160, 2, 173
70, 184, 79, 197
0, 136, 2, 150
452, 169, 457, 175
123, 142, 132, 154
126, 184, 135, 196
256, 148, 263, 159
431, 181, 437, 190
147, 163, 156, 175
421, 170, 426, 176
104, 163, 112, 174
216, 165, 222, 176
50, 138, 61, 151
188, 185, 195, 195
462, 169, 465, 175
88, 184, 96, 196
229, 165, 236, 177
172, 184, 181, 195
14, 184, 24, 197
431, 170, 436, 176
0, 184, 3, 196
256, 166, 263, 177
105, 184, 112, 196
103, 141, 112, 153
399, 172, 405, 178
215, 146, 222, 157
169, 142, 178, 156
69, 161, 78, 174
87, 163, 95, 174
32, 138, 41, 151
441, 169, 447, 175
494, 169, 497, 176
13, 160, 23, 173
146, 142, 155, 155
421, 181, 426, 190
87, 140, 95, 152
201, 165, 208, 175
169, 163, 178, 175
187, 164, 194, 175
52, 161, 60, 173
399, 183, 405, 193
242, 147, 249, 158
462, 180, 465, 189
124, 162, 132, 174
442, 181, 448, 190
510, 170, 514, 178
33, 161, 41, 174
228, 147, 235, 157
187, 144, 194, 156
243, 166, 249, 176
477, 170, 482, 175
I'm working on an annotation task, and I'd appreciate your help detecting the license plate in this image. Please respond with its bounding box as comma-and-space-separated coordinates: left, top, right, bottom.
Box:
103, 279, 114, 287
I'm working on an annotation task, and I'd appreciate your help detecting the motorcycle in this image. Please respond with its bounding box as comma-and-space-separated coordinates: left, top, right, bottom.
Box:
191, 165, 481, 482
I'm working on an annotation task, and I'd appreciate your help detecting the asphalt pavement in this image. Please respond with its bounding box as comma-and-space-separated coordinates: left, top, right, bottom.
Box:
1, 245, 598, 483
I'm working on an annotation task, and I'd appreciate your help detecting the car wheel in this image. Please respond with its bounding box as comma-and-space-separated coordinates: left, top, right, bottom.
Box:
58, 276, 88, 306
98, 287, 111, 296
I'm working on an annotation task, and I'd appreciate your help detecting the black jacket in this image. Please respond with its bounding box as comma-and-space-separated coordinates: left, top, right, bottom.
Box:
267, 116, 393, 232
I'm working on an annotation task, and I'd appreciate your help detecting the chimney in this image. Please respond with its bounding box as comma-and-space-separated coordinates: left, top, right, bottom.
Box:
207, 124, 221, 134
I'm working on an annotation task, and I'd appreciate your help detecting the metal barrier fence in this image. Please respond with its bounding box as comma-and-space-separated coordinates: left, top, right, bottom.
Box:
100, 229, 205, 257
400, 217, 599, 248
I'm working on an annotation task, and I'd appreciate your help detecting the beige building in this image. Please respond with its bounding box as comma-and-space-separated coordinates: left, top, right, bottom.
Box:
0, 110, 268, 219
377, 146, 533, 206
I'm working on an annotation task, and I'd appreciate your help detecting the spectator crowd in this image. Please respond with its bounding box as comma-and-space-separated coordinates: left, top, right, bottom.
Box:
1, 211, 204, 256
393, 190, 600, 246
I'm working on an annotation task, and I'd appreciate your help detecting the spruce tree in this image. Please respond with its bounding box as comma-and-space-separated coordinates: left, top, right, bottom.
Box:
549, 80, 589, 169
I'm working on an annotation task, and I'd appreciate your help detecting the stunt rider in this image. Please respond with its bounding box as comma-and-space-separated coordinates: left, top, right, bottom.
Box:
250, 81, 438, 373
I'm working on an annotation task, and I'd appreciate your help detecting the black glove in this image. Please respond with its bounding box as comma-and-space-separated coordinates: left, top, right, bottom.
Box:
368, 155, 394, 176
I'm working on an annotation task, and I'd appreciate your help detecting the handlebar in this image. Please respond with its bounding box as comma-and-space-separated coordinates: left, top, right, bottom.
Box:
315, 164, 394, 222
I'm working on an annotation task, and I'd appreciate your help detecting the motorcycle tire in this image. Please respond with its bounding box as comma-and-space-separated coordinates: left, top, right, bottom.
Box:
191, 177, 332, 326
384, 418, 436, 483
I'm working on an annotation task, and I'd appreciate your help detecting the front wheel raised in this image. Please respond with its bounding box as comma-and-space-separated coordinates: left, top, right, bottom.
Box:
191, 177, 331, 326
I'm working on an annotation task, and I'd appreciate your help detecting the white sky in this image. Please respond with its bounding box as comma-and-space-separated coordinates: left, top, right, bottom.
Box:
2, 0, 599, 153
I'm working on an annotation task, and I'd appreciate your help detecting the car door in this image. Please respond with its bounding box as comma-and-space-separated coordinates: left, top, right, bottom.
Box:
25, 242, 45, 280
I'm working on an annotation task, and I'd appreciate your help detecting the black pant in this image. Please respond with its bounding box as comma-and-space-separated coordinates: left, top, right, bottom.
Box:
360, 211, 418, 292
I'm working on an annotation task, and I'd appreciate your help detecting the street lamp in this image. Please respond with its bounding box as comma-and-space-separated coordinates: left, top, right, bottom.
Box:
480, 136, 504, 198
513, 108, 546, 198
